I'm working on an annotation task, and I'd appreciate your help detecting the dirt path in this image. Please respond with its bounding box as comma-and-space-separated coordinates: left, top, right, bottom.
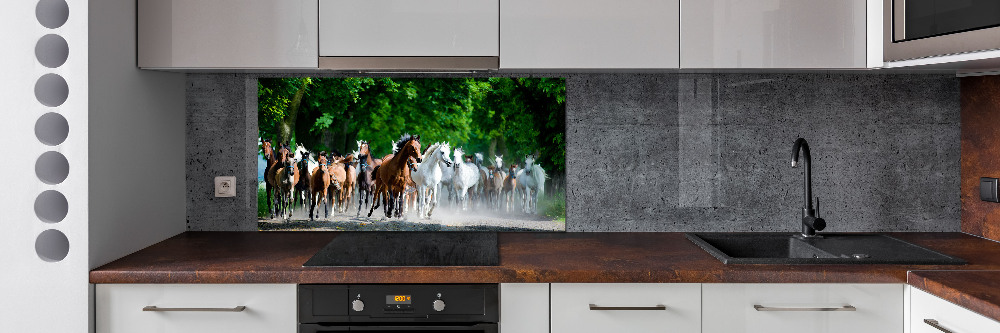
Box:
259, 203, 564, 231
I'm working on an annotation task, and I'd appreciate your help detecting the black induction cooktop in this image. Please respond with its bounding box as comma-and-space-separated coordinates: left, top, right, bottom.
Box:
303, 232, 499, 267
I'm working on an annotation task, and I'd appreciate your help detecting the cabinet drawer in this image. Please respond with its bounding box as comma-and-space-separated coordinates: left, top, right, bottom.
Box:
911, 287, 1000, 333
96, 284, 296, 333
702, 283, 902, 333
550, 283, 700, 333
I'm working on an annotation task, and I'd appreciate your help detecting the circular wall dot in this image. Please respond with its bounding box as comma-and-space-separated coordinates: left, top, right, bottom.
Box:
35, 34, 69, 68
36, 151, 69, 185
36, 0, 69, 29
34, 190, 68, 223
35, 112, 69, 146
35, 74, 69, 107
35, 229, 69, 262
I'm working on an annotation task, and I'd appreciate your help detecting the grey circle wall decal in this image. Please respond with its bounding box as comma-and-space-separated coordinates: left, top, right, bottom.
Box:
36, 0, 69, 29
35, 112, 69, 146
35, 229, 69, 262
34, 73, 69, 107
34, 190, 68, 223
35, 34, 69, 68
35, 151, 69, 185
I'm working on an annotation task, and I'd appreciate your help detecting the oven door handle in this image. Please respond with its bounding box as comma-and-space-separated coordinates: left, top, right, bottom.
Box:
344, 324, 497, 332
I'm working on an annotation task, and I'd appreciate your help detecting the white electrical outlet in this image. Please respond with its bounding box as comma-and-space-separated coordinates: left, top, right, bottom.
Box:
215, 176, 236, 197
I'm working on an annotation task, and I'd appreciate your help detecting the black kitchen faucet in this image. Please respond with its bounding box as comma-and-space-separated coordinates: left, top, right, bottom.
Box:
791, 138, 826, 238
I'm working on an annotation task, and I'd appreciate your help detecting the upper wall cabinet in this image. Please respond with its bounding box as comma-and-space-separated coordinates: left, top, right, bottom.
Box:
500, 0, 680, 69
319, 0, 500, 69
137, 0, 318, 69
681, 0, 874, 68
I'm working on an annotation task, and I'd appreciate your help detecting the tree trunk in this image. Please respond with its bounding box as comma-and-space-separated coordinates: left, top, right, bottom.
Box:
278, 79, 309, 145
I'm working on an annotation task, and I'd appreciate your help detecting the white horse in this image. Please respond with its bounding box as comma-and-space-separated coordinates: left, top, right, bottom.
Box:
452, 147, 480, 211
439, 157, 455, 208
410, 142, 454, 218
515, 155, 547, 214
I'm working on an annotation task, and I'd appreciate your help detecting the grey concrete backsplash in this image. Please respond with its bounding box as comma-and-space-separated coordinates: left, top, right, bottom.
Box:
186, 73, 960, 232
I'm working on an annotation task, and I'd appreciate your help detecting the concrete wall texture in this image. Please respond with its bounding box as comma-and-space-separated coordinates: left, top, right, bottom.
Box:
187, 73, 960, 232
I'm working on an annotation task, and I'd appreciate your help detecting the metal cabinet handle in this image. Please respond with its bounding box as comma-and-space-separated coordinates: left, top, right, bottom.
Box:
589, 304, 666, 311
924, 319, 955, 333
753, 305, 856, 312
143, 306, 247, 312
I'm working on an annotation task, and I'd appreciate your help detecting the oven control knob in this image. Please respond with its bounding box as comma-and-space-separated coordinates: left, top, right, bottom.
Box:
352, 299, 365, 312
432, 299, 446, 312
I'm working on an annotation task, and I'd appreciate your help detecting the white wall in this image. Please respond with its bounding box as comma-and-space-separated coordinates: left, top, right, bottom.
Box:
88, 0, 186, 270
0, 0, 90, 331
0, 0, 185, 331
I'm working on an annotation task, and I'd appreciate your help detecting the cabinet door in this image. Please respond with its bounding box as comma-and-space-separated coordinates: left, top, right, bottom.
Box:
138, 0, 318, 68
911, 287, 1000, 333
500, 284, 549, 333
550, 283, 700, 333
96, 284, 297, 333
319, 0, 499, 57
501, 0, 680, 69
702, 283, 903, 333
681, 0, 868, 68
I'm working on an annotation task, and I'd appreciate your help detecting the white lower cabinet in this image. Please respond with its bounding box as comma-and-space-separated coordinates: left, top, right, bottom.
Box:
910, 287, 1000, 333
550, 283, 702, 333
702, 283, 903, 333
96, 284, 297, 333
500, 283, 550, 333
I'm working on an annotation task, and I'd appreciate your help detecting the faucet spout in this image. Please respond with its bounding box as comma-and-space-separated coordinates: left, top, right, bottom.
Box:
791, 138, 825, 237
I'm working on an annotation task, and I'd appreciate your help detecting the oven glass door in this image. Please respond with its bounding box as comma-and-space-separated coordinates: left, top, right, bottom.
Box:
900, 0, 1000, 41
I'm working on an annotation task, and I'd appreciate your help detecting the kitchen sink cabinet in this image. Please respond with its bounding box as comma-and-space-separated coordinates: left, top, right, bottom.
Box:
500, 0, 680, 69
702, 284, 903, 333
137, 0, 318, 69
910, 287, 1000, 333
96, 284, 297, 333
680, 0, 878, 68
550, 283, 701, 333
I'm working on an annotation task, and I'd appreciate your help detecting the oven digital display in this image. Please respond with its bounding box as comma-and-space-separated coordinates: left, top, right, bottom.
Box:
386, 295, 412, 304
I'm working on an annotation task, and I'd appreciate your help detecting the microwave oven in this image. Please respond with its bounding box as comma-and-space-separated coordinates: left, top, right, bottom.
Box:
884, 0, 1000, 62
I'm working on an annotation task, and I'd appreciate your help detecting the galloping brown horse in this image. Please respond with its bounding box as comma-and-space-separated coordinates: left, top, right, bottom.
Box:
309, 152, 332, 220
356, 141, 376, 216
487, 166, 506, 211
369, 134, 421, 218
275, 158, 298, 220
261, 139, 276, 217
267, 143, 291, 218
503, 164, 518, 212
327, 155, 356, 214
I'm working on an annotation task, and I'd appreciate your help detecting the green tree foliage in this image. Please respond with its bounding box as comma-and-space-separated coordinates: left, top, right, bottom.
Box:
258, 77, 566, 174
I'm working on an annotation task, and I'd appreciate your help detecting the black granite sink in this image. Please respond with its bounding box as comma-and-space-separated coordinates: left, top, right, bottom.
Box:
686, 233, 966, 265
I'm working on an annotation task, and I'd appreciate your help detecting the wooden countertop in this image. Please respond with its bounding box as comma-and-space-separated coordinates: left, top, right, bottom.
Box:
90, 231, 1000, 284
90, 231, 1000, 322
908, 270, 1000, 323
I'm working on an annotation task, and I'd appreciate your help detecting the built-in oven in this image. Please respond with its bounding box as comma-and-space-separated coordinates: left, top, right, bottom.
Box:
885, 0, 1000, 61
299, 284, 498, 333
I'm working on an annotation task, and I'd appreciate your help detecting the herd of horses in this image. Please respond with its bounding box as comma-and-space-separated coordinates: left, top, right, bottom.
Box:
261, 134, 549, 222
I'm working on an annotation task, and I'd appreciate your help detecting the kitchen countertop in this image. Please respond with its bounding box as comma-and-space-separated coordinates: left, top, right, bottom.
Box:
908, 270, 1000, 323
90, 231, 1000, 322
91, 231, 1000, 284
